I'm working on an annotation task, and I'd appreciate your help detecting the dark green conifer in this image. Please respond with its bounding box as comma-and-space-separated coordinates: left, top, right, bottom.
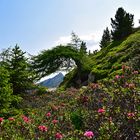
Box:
0, 45, 34, 95
100, 27, 111, 48
111, 7, 134, 41
80, 41, 87, 54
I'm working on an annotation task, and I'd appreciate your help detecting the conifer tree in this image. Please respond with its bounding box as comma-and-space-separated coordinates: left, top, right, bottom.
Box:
80, 41, 87, 54
70, 32, 81, 50
70, 32, 87, 54
0, 45, 34, 95
111, 7, 134, 41
100, 27, 111, 48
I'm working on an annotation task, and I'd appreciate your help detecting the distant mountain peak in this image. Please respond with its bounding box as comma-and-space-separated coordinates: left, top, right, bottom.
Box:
39, 72, 64, 88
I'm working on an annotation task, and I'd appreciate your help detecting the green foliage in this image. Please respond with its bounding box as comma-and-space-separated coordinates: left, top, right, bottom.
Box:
80, 41, 87, 54
0, 67, 13, 110
92, 68, 108, 81
61, 29, 140, 87
32, 45, 80, 78
36, 85, 47, 95
129, 54, 140, 70
70, 32, 81, 50
100, 27, 111, 48
59, 69, 77, 89
33, 45, 93, 88
0, 45, 34, 95
70, 109, 84, 130
111, 7, 134, 41
89, 30, 140, 81
33, 29, 140, 89
108, 68, 122, 78
0, 67, 22, 117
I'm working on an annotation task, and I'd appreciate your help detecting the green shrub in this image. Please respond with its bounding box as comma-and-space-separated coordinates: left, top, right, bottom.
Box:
70, 109, 84, 130
0, 67, 22, 117
92, 68, 108, 81
0, 67, 13, 111
36, 85, 47, 95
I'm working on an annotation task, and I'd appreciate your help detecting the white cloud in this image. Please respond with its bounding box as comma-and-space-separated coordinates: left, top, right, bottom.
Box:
88, 43, 100, 52
53, 31, 102, 52
54, 36, 71, 45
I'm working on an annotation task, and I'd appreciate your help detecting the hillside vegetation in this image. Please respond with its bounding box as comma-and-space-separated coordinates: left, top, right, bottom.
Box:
91, 29, 140, 78
60, 29, 140, 89
0, 63, 139, 139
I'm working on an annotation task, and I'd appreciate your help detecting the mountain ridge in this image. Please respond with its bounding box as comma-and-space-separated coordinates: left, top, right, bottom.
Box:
39, 72, 64, 88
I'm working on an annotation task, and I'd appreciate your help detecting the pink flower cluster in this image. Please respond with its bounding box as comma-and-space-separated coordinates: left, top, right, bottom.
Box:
38, 125, 48, 132
52, 119, 58, 124
98, 108, 105, 114
125, 83, 135, 89
46, 112, 51, 117
115, 75, 120, 79
132, 71, 138, 74
55, 132, 63, 139
127, 112, 135, 118
8, 117, 15, 121
84, 131, 94, 139
0, 117, 4, 123
22, 115, 31, 123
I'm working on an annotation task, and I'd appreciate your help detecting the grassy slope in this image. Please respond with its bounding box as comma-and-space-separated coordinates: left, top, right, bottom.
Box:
89, 30, 140, 80
60, 30, 140, 88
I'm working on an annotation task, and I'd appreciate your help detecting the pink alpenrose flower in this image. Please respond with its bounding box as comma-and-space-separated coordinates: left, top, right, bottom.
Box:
55, 132, 63, 139
127, 112, 135, 118
0, 117, 4, 123
115, 75, 120, 79
98, 108, 105, 113
84, 131, 94, 139
132, 71, 138, 74
46, 112, 51, 117
38, 125, 48, 132
8, 117, 15, 121
22, 115, 31, 123
52, 119, 58, 124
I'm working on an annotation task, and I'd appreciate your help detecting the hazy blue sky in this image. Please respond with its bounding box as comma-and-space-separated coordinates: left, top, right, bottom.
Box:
0, 0, 140, 55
